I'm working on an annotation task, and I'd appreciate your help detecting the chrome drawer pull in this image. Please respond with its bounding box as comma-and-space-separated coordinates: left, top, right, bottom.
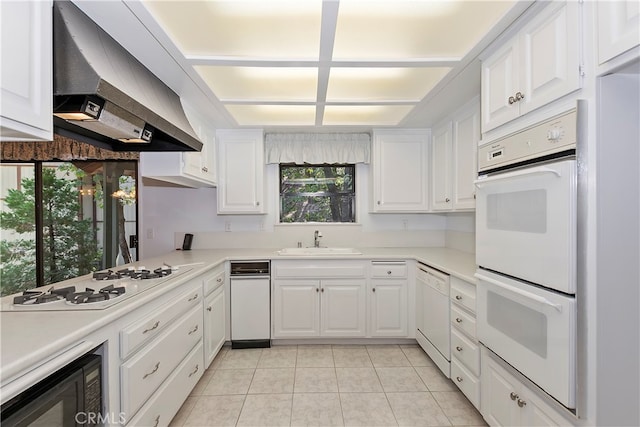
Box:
188, 325, 199, 335
510, 392, 519, 401
188, 364, 200, 378
217, 277, 222, 283
455, 317, 463, 323
455, 295, 463, 300
456, 346, 463, 352
387, 270, 392, 275
188, 293, 199, 302
456, 376, 463, 382
517, 398, 527, 408
143, 362, 160, 379
207, 306, 212, 312
143, 321, 160, 334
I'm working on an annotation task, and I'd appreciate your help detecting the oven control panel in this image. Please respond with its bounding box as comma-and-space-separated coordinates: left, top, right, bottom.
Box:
478, 108, 578, 173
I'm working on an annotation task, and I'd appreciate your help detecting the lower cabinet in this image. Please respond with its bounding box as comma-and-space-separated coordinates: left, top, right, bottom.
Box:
369, 261, 408, 337
481, 347, 570, 427
203, 268, 226, 367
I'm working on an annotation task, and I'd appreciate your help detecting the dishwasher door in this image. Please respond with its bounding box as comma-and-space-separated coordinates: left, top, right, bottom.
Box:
230, 276, 271, 349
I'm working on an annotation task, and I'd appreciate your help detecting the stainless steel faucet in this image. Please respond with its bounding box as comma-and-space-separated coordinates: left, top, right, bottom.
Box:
314, 230, 322, 247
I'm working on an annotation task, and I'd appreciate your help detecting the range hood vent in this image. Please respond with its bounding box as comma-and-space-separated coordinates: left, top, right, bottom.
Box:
52, 1, 202, 152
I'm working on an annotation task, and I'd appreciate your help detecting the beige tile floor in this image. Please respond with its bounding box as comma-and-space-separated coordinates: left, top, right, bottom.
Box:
170, 344, 487, 427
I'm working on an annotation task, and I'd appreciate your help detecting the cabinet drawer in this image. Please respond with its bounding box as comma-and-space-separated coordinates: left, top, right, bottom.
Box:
371, 262, 407, 278
121, 305, 203, 419
204, 269, 224, 295
451, 327, 480, 376
451, 358, 480, 409
120, 282, 202, 359
450, 277, 476, 313
451, 304, 477, 338
126, 342, 204, 427
273, 261, 366, 278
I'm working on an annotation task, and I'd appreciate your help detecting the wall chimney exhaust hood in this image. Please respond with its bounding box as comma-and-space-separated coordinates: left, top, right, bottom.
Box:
52, 1, 202, 152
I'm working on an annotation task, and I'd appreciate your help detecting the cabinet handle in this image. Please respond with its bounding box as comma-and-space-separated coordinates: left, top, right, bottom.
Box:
456, 346, 463, 352
143, 362, 160, 379
456, 376, 463, 382
515, 91, 525, 101
207, 306, 212, 312
510, 392, 519, 401
256, 201, 260, 206
188, 325, 199, 335
143, 321, 160, 334
217, 277, 223, 283
445, 198, 450, 203
377, 201, 381, 205
202, 167, 208, 173
455, 295, 463, 300
321, 288, 324, 293
188, 293, 199, 302
517, 398, 527, 408
387, 270, 392, 275
316, 287, 319, 293
373, 287, 376, 292
153, 415, 160, 427
508, 96, 516, 105
188, 364, 200, 378
455, 317, 463, 323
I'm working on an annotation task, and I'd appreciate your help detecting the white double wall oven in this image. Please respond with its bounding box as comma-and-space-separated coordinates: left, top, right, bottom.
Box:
475, 105, 583, 410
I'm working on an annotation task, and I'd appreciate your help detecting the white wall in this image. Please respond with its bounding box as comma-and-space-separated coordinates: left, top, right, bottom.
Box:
139, 163, 476, 258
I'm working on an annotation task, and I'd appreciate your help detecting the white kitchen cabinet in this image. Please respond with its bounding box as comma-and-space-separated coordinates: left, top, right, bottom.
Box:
0, 0, 52, 141
368, 262, 408, 337
273, 279, 320, 337
216, 129, 265, 214
203, 269, 225, 368
431, 98, 479, 211
481, 347, 570, 427
370, 129, 430, 212
597, 0, 640, 65
481, 1, 581, 132
320, 279, 367, 337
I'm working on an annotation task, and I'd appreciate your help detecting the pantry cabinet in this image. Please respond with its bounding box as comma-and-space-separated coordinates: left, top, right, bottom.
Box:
216, 129, 265, 214
481, 347, 569, 427
481, 1, 581, 132
0, 0, 52, 141
597, 0, 640, 65
370, 129, 430, 212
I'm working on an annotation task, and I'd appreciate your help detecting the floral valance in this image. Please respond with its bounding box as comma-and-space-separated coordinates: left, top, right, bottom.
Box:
265, 133, 370, 165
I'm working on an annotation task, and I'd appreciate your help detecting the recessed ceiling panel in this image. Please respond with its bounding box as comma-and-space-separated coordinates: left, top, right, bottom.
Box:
323, 105, 415, 126
326, 67, 451, 101
226, 105, 317, 126
333, 1, 516, 59
194, 66, 318, 101
143, 1, 323, 58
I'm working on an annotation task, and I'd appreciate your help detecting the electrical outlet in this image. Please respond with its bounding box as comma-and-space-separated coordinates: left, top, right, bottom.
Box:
402, 219, 408, 230
225, 221, 232, 232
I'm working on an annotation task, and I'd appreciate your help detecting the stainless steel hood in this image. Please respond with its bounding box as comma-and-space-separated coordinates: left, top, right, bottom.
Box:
52, 1, 202, 152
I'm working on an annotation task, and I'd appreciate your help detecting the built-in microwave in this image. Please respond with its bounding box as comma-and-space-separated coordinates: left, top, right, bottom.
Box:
1, 353, 102, 427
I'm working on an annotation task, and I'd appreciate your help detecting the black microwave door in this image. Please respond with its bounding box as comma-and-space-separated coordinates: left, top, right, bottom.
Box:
1, 370, 83, 427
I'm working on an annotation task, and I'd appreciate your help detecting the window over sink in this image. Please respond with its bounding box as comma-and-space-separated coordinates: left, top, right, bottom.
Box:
279, 164, 355, 223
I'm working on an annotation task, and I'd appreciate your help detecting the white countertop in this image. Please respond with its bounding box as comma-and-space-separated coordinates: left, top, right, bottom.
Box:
0, 247, 475, 391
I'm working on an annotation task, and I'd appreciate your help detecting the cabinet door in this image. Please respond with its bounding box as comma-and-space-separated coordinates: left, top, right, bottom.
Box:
481, 40, 520, 133
481, 355, 520, 427
0, 1, 52, 141
217, 129, 264, 214
597, 0, 640, 65
521, 391, 570, 427
369, 280, 408, 337
431, 122, 453, 211
320, 279, 366, 337
520, 1, 581, 116
272, 280, 320, 338
452, 100, 479, 210
183, 130, 216, 184
204, 286, 225, 367
371, 130, 429, 212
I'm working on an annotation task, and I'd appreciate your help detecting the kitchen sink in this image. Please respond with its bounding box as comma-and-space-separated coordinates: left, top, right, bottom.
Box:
277, 247, 362, 256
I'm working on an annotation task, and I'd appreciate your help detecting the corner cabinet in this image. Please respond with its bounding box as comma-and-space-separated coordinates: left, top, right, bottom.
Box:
216, 129, 265, 214
0, 1, 53, 141
481, 1, 581, 133
431, 97, 479, 211
597, 0, 640, 65
370, 129, 430, 212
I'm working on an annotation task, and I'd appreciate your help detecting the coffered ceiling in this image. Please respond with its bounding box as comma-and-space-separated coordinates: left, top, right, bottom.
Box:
138, 0, 518, 129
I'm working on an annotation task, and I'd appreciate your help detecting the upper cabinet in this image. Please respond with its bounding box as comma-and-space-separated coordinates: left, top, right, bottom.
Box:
216, 129, 265, 214
597, 0, 640, 65
0, 1, 52, 141
370, 129, 430, 213
431, 97, 479, 211
481, 1, 581, 133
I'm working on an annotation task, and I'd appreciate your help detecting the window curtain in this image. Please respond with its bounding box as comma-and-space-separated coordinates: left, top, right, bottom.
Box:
265, 133, 370, 165
0, 135, 139, 161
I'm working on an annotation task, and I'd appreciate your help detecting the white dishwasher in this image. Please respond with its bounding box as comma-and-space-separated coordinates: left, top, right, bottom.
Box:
416, 262, 451, 377
230, 261, 271, 349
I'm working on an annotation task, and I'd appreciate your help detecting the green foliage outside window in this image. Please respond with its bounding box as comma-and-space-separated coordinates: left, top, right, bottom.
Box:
280, 164, 355, 223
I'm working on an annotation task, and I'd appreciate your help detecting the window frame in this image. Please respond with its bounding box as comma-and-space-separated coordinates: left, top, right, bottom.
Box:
278, 163, 356, 224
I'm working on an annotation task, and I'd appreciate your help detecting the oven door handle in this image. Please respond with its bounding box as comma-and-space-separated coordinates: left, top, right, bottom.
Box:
475, 273, 563, 312
474, 166, 562, 187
